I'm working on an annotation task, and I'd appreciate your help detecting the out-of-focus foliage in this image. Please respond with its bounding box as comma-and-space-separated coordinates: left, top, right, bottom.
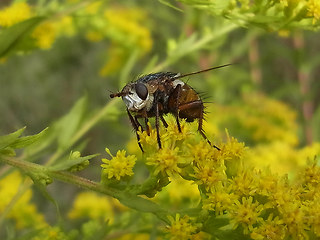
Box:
1, 0, 320, 239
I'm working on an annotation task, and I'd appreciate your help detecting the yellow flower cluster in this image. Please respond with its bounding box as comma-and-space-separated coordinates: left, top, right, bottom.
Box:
68, 191, 115, 221
0, 2, 32, 27
31, 16, 75, 50
307, 0, 320, 24
118, 111, 320, 239
99, 7, 153, 76
0, 171, 45, 229
101, 148, 136, 181
104, 8, 152, 53
147, 147, 184, 177
165, 214, 199, 240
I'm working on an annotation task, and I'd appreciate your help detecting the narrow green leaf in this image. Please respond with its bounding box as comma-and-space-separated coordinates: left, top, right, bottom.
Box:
0, 147, 16, 157
55, 96, 87, 148
158, 0, 183, 12
0, 127, 26, 150
0, 17, 45, 57
48, 154, 99, 171
10, 127, 49, 149
29, 173, 61, 221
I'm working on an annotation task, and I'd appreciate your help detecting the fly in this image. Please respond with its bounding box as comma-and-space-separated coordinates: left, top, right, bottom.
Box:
110, 64, 232, 152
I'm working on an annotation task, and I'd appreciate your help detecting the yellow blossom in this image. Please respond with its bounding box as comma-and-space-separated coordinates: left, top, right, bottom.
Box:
211, 94, 298, 146
166, 117, 194, 141
137, 123, 161, 150
221, 131, 247, 162
300, 158, 320, 188
55, 16, 75, 37
101, 148, 136, 180
247, 141, 297, 175
104, 8, 152, 53
306, 198, 320, 236
250, 214, 285, 240
0, 171, 45, 229
0, 2, 32, 27
146, 147, 184, 177
278, 202, 308, 239
256, 170, 279, 196
192, 161, 227, 191
31, 21, 57, 49
166, 214, 198, 240
156, 177, 200, 206
99, 47, 126, 76
31, 226, 68, 240
203, 185, 238, 215
229, 196, 264, 234
229, 168, 258, 196
187, 140, 223, 165
307, 0, 320, 24
68, 191, 114, 221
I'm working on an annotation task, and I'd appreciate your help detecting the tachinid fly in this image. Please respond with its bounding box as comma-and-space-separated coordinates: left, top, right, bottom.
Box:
110, 64, 231, 152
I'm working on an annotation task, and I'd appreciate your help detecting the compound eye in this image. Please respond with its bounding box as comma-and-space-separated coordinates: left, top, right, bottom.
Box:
135, 83, 148, 100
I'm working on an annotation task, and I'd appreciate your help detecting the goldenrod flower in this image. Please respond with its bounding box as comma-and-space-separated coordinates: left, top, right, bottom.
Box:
250, 214, 285, 240
229, 168, 258, 196
31, 21, 57, 49
166, 214, 198, 240
187, 140, 222, 165
156, 177, 200, 205
146, 147, 184, 177
221, 132, 247, 162
203, 186, 238, 215
229, 196, 264, 234
0, 2, 32, 27
104, 8, 152, 53
137, 123, 160, 150
306, 198, 320, 236
301, 159, 320, 188
192, 162, 227, 191
0, 171, 45, 229
256, 170, 278, 196
278, 202, 308, 239
166, 118, 194, 141
307, 0, 320, 24
101, 148, 136, 180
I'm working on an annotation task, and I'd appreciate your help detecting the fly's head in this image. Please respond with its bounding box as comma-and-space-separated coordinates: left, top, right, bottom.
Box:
110, 81, 154, 112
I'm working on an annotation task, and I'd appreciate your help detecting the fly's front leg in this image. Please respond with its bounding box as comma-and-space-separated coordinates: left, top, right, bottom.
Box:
127, 109, 144, 152
134, 116, 143, 132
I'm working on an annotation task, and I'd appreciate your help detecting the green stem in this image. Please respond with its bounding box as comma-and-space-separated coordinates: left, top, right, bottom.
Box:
0, 156, 170, 224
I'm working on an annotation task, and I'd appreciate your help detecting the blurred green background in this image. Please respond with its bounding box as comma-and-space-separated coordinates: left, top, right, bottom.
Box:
1, 0, 319, 152
1, 0, 320, 238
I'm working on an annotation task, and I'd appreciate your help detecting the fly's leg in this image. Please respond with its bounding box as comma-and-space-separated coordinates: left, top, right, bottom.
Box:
198, 108, 220, 151
134, 116, 143, 132
173, 84, 182, 132
155, 103, 162, 149
127, 109, 144, 152
160, 115, 168, 128
178, 101, 221, 151
145, 117, 150, 136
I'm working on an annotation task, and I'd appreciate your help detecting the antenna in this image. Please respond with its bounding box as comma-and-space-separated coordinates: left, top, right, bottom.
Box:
171, 63, 233, 80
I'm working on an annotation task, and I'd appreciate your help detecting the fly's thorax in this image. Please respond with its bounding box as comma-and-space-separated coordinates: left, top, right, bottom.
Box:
121, 82, 154, 112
